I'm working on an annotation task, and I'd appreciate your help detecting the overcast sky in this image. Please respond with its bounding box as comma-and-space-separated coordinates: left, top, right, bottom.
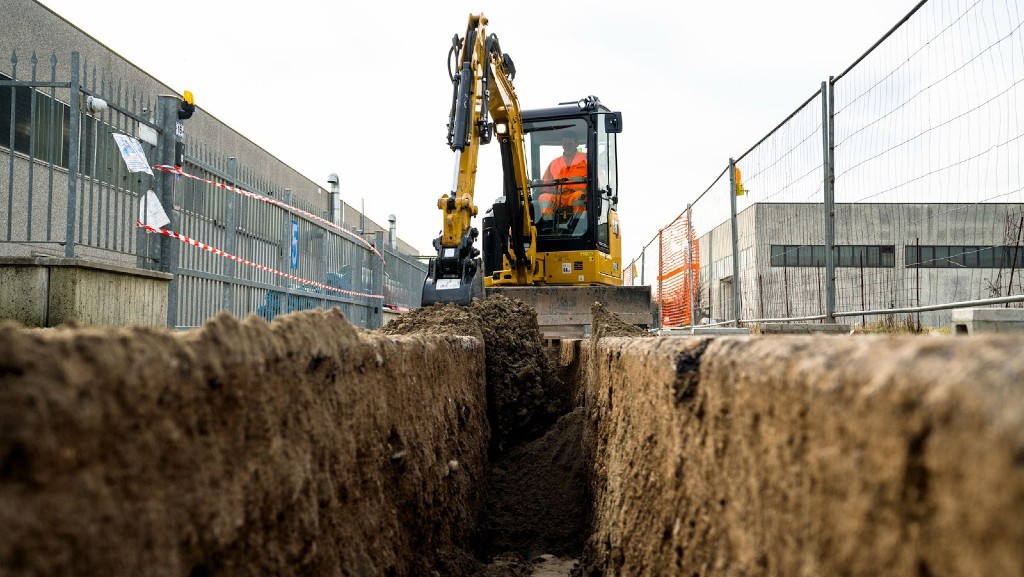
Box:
37, 0, 921, 261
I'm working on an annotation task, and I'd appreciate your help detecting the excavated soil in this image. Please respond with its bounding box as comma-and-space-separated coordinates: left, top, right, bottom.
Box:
8, 294, 1020, 577
590, 302, 653, 340
383, 296, 568, 456
1, 294, 593, 577
0, 310, 490, 577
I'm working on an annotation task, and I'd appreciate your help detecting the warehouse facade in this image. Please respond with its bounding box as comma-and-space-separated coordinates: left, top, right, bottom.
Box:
697, 203, 1024, 328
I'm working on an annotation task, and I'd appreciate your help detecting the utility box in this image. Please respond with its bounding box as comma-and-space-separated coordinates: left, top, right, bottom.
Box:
951, 307, 1024, 335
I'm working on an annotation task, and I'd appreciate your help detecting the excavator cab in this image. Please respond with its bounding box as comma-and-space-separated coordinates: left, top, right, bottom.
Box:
482, 97, 624, 287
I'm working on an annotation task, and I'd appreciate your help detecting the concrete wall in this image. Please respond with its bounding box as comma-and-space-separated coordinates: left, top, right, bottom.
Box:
0, 257, 171, 327
580, 334, 1024, 577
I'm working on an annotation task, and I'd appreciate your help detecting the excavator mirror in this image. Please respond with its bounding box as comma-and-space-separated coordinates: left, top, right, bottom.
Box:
604, 112, 623, 134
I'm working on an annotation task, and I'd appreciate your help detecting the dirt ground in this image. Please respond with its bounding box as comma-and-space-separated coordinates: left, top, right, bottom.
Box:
589, 302, 654, 340
9, 294, 1015, 577
1, 293, 596, 577
580, 331, 1024, 577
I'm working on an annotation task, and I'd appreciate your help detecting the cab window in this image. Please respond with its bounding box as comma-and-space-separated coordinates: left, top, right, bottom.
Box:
524, 119, 589, 239
595, 115, 618, 248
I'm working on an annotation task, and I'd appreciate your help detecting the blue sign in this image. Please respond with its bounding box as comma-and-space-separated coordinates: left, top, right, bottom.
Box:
290, 220, 299, 269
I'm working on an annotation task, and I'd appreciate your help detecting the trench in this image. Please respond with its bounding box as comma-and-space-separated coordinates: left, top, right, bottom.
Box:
3, 301, 1024, 577
381, 296, 598, 576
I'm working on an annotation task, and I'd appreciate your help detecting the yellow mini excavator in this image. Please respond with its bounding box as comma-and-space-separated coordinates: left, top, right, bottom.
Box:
421, 13, 651, 338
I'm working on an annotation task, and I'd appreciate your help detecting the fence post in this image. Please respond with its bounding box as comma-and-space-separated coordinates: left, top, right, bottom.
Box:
156, 95, 181, 328
322, 204, 331, 293
728, 158, 741, 326
640, 246, 646, 285
281, 188, 293, 285
371, 230, 385, 329
64, 52, 80, 257
822, 79, 837, 322
222, 157, 238, 314
687, 204, 695, 327
657, 228, 664, 327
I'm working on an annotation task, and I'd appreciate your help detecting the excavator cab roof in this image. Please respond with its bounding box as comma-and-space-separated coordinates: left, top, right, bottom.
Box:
521, 97, 622, 134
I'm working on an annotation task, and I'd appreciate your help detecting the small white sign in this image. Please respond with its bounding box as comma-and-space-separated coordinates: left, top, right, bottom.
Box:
139, 190, 170, 229
562, 263, 572, 274
137, 124, 158, 147
112, 133, 153, 175
436, 279, 462, 290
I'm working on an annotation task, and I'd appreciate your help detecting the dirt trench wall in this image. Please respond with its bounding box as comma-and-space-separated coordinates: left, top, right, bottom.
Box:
581, 334, 1024, 577
0, 310, 489, 577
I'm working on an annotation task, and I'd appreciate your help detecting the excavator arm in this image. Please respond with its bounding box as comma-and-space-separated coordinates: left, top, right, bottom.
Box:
422, 13, 535, 306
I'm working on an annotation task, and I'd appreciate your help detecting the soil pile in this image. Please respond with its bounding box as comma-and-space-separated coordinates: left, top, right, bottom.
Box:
379, 302, 483, 340
383, 296, 566, 455
590, 302, 653, 340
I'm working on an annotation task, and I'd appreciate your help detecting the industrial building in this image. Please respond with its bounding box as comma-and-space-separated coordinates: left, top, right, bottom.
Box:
697, 202, 1024, 328
1, 0, 426, 328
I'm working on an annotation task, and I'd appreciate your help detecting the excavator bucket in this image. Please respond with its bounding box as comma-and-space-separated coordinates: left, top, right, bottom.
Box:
485, 285, 652, 339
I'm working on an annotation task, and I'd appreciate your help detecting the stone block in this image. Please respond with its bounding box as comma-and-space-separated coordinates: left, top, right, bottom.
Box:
951, 307, 1024, 335
0, 265, 48, 326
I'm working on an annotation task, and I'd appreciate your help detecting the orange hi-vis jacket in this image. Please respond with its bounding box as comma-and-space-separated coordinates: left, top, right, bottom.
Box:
538, 152, 588, 218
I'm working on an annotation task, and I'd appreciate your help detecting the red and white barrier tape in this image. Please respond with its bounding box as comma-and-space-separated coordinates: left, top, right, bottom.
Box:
152, 164, 386, 264
136, 221, 383, 299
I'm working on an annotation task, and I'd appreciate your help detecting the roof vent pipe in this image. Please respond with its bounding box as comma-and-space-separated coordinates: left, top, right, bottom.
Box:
388, 214, 397, 251
327, 173, 342, 227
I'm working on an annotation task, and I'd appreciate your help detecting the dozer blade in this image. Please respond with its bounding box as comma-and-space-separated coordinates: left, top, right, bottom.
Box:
484, 285, 652, 339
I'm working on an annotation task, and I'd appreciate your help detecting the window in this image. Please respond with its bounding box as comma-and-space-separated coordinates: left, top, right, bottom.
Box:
594, 114, 617, 248
523, 118, 592, 241
769, 245, 896, 267
2, 73, 146, 191
906, 245, 1024, 268
714, 255, 733, 278
1, 72, 71, 166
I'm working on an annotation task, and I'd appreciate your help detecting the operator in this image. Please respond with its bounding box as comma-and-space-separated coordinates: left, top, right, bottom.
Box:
536, 130, 588, 232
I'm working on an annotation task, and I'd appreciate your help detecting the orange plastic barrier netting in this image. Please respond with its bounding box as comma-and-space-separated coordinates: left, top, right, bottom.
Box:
657, 215, 699, 327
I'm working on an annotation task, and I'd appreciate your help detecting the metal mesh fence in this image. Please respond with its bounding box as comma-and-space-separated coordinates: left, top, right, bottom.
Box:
689, 167, 735, 324
735, 90, 828, 322
172, 145, 405, 330
2, 50, 426, 330
631, 0, 1024, 329
832, 0, 1024, 326
1, 51, 157, 265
